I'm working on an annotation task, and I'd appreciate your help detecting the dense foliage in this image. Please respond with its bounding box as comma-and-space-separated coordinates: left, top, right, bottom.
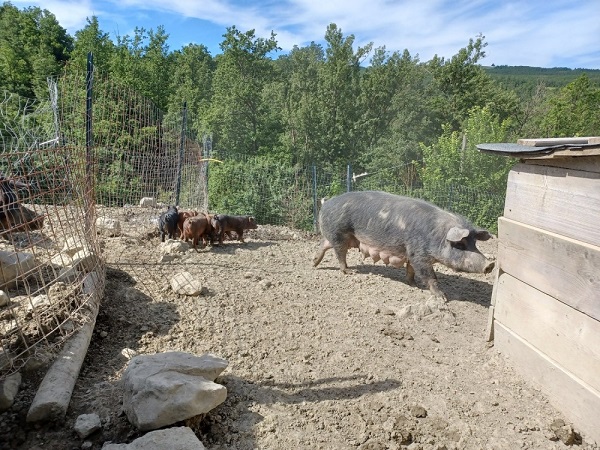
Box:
1, 2, 599, 232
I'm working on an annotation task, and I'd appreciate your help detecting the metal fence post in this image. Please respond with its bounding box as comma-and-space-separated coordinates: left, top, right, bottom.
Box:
175, 102, 187, 206
312, 165, 318, 231
202, 134, 212, 212
85, 52, 94, 232
346, 164, 352, 192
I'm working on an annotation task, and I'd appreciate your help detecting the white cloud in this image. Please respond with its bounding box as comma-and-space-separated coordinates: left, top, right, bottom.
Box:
10, 0, 600, 68
12, 0, 97, 30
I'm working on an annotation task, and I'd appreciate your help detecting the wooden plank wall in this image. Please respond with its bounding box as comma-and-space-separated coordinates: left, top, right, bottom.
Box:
492, 158, 600, 444
504, 163, 600, 247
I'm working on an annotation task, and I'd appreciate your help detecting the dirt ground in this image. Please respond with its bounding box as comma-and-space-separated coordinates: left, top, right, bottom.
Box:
1, 209, 598, 450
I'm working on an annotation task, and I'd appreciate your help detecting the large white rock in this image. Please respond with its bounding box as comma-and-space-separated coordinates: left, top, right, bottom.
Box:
139, 197, 157, 208
122, 352, 228, 431
170, 272, 202, 296
0, 251, 37, 289
102, 426, 205, 449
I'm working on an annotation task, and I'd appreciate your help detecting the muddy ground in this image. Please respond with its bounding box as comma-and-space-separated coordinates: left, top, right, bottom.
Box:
0, 209, 598, 450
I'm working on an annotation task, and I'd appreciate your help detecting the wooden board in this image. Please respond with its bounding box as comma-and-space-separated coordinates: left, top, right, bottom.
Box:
517, 137, 600, 146
497, 217, 600, 320
523, 155, 600, 174
494, 322, 600, 444
485, 267, 502, 341
504, 163, 600, 247
494, 273, 600, 393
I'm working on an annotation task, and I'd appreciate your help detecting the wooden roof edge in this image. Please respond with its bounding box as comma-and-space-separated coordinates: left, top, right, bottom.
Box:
517, 137, 600, 147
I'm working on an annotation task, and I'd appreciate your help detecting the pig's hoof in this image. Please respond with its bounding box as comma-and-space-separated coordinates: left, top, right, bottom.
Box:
341, 268, 356, 274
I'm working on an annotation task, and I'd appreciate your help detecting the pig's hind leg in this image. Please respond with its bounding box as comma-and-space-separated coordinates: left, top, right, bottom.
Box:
313, 238, 332, 267
332, 234, 360, 273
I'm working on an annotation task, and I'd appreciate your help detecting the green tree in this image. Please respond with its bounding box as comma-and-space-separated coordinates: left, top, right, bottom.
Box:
166, 44, 215, 133
71, 16, 115, 73
541, 74, 600, 137
315, 23, 372, 166
358, 48, 429, 184
427, 35, 518, 135
0, 2, 72, 99
110, 26, 173, 110
421, 106, 514, 231
276, 42, 325, 164
208, 26, 281, 157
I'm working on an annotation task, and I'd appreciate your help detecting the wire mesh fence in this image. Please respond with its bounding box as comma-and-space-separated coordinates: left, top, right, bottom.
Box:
0, 55, 506, 379
1, 93, 104, 377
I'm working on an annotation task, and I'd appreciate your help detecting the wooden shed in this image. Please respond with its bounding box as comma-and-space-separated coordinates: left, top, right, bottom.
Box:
477, 137, 600, 444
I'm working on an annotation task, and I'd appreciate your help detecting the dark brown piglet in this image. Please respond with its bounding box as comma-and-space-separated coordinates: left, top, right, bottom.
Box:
213, 214, 258, 244
181, 214, 213, 250
177, 210, 199, 238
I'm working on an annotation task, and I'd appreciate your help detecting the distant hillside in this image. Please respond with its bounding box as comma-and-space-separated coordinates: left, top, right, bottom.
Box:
483, 65, 600, 95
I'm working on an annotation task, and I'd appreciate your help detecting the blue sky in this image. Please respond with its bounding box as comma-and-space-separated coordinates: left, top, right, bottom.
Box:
14, 0, 600, 69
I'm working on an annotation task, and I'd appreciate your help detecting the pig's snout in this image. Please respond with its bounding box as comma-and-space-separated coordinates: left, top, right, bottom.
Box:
484, 261, 495, 274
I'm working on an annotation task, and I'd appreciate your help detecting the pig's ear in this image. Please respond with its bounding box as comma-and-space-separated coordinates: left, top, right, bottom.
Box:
446, 227, 469, 243
474, 230, 493, 241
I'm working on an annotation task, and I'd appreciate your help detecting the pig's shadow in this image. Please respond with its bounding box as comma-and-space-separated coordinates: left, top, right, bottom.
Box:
347, 263, 494, 305
209, 240, 274, 254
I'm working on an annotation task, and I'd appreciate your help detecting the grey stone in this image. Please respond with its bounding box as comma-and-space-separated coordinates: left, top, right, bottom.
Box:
0, 372, 22, 412
170, 272, 202, 296
122, 352, 228, 431
139, 197, 157, 208
0, 251, 37, 289
96, 217, 121, 236
74, 413, 102, 438
0, 289, 9, 307
62, 236, 87, 256
71, 248, 98, 273
101, 426, 205, 449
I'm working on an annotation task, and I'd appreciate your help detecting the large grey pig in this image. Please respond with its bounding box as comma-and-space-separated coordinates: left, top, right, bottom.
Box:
313, 191, 495, 301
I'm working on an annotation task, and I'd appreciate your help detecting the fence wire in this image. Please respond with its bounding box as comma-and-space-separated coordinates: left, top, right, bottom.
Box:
1, 93, 104, 377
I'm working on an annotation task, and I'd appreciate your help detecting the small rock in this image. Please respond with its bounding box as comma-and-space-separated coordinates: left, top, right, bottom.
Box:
96, 217, 121, 237
157, 254, 178, 263
99, 331, 108, 338
410, 405, 428, 418
0, 290, 9, 307
74, 413, 102, 439
170, 272, 203, 296
161, 241, 189, 255
139, 197, 157, 208
258, 279, 272, 290
0, 372, 22, 412
121, 348, 138, 360
549, 419, 577, 445
101, 426, 204, 449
